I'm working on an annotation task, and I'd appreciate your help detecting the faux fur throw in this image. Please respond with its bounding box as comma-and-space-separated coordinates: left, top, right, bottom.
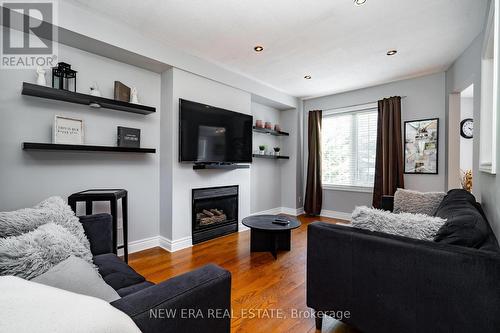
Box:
0, 223, 94, 280
352, 206, 446, 241
393, 188, 446, 216
0, 196, 90, 250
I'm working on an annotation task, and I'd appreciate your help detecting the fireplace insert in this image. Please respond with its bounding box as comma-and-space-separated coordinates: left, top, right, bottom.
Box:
192, 185, 238, 244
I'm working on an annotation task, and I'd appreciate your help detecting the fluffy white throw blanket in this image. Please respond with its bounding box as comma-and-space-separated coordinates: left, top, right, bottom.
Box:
352, 206, 446, 241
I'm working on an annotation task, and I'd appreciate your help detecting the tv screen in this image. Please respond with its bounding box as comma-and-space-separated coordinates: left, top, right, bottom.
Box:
179, 99, 253, 163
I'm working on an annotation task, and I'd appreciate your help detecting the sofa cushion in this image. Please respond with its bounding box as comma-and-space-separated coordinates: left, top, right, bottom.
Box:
434, 189, 499, 251
393, 188, 446, 215
32, 256, 120, 302
117, 281, 155, 297
93, 254, 145, 290
0, 223, 94, 280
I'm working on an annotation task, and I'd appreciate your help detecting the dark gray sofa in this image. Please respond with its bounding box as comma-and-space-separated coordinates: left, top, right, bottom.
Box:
79, 213, 231, 333
307, 189, 500, 333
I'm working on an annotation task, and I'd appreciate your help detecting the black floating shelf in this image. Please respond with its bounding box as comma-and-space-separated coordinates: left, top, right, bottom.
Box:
23, 142, 156, 153
252, 154, 290, 160
193, 164, 250, 170
22, 82, 156, 115
252, 126, 289, 136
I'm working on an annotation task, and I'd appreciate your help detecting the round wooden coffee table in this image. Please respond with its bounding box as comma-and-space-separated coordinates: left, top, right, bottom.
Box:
242, 215, 301, 259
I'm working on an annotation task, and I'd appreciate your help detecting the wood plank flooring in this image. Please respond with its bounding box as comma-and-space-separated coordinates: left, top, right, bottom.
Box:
129, 215, 360, 333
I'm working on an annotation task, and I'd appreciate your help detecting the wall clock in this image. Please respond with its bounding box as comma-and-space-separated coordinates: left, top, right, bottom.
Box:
460, 118, 473, 139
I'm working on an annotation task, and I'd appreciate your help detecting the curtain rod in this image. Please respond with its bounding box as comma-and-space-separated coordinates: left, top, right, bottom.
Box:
311, 96, 407, 113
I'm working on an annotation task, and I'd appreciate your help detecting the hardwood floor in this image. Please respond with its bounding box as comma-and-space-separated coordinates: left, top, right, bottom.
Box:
129, 215, 360, 333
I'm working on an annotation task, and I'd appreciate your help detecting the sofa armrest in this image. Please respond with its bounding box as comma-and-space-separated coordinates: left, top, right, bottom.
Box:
307, 222, 500, 333
111, 264, 231, 333
381, 195, 394, 211
79, 214, 113, 256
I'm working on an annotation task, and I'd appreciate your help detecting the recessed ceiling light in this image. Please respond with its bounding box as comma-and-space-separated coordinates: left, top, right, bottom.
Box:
387, 49, 398, 56
254, 45, 264, 52
354, 0, 367, 6
304, 75, 312, 80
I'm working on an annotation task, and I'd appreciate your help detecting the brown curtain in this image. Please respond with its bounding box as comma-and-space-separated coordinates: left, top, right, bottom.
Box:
372, 97, 404, 208
304, 110, 323, 215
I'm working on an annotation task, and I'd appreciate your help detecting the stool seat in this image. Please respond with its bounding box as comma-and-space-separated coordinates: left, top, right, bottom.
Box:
69, 189, 128, 262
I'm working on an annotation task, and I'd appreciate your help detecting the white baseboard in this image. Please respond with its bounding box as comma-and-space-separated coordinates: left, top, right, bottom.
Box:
250, 207, 283, 216
320, 209, 351, 221
117, 236, 160, 256
251, 206, 304, 217
159, 236, 192, 252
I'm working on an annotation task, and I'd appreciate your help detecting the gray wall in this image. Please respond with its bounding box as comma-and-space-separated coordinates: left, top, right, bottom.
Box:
0, 43, 161, 243
250, 102, 302, 213
446, 26, 500, 237
250, 102, 282, 213
303, 72, 446, 213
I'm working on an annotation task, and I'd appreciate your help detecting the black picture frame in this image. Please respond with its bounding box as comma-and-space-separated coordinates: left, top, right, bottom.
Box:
403, 118, 439, 174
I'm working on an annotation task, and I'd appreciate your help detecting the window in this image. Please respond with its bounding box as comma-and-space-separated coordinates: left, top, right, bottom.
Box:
321, 107, 378, 190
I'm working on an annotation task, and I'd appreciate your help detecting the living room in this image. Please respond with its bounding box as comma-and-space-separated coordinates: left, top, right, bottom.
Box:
0, 1, 499, 332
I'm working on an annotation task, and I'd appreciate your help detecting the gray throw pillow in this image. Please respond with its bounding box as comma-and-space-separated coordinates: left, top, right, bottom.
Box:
0, 196, 90, 250
352, 206, 446, 241
0, 223, 94, 280
393, 188, 446, 216
32, 256, 120, 302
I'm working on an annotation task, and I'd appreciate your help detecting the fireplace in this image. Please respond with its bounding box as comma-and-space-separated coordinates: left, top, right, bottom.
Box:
192, 185, 238, 244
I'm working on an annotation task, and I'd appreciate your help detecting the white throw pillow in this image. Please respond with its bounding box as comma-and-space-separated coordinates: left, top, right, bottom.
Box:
32, 256, 120, 302
393, 188, 446, 216
351, 206, 446, 241
0, 223, 94, 280
0, 196, 90, 250
0, 276, 140, 333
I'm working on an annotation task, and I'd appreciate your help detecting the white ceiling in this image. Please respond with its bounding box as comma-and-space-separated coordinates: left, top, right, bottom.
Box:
66, 0, 488, 99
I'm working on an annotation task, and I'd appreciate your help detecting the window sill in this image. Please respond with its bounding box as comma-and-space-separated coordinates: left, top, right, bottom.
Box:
322, 184, 374, 193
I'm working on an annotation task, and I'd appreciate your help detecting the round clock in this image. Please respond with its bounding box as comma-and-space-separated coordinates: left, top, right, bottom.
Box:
460, 118, 473, 139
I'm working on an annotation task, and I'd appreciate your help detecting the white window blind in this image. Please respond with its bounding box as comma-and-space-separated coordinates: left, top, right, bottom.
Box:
322, 108, 378, 188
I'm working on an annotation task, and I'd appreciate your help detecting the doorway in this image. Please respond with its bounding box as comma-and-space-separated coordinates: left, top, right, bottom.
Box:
447, 85, 474, 191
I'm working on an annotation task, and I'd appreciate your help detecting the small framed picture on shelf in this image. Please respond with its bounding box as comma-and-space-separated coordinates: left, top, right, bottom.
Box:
53, 115, 84, 144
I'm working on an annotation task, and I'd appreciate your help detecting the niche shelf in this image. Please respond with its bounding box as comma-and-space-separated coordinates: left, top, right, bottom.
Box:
23, 142, 156, 153
21, 82, 156, 115
252, 126, 289, 136
252, 154, 290, 160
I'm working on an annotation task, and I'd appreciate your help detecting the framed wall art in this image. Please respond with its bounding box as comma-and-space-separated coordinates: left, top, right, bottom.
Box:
404, 118, 439, 174
53, 115, 84, 144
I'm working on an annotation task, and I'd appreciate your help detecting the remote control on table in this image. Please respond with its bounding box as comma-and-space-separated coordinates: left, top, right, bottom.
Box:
272, 219, 290, 226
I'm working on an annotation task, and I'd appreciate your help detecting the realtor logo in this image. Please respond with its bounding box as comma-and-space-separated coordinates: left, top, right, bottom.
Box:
1, 0, 58, 69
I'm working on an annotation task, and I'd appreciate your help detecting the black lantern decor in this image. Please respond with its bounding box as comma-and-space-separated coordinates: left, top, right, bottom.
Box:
52, 62, 77, 92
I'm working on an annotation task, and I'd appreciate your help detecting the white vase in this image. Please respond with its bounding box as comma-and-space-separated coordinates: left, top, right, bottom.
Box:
36, 66, 46, 86
130, 87, 139, 104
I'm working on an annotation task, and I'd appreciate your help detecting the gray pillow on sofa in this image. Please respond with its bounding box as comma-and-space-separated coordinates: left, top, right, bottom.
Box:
393, 188, 446, 216
0, 196, 90, 250
33, 256, 120, 302
352, 206, 446, 241
0, 223, 94, 280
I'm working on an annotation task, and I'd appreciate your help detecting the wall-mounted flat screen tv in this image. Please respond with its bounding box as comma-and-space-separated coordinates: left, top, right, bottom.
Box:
179, 99, 253, 163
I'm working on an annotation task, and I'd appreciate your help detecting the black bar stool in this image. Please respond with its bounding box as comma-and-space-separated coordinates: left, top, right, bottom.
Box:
68, 189, 128, 262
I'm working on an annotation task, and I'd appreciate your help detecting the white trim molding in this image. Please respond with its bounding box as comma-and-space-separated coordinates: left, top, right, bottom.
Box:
322, 184, 373, 193
117, 236, 160, 257
320, 209, 352, 221
159, 236, 193, 252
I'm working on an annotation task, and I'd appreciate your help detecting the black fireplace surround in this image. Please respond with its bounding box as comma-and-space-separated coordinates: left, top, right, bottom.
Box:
192, 185, 238, 244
